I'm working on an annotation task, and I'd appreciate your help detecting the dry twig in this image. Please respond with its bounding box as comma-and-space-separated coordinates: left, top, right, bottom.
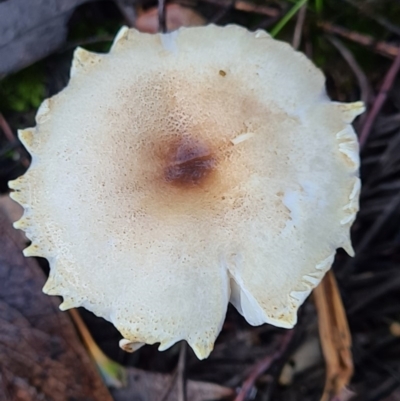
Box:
354, 191, 400, 256
158, 342, 188, 401
342, 0, 400, 37
0, 112, 15, 143
327, 36, 371, 109
233, 329, 295, 401
158, 0, 167, 33
115, 0, 136, 27
198, 0, 280, 17
359, 48, 400, 148
158, 370, 179, 401
177, 342, 187, 401
0, 112, 30, 168
319, 22, 399, 59
210, 0, 235, 23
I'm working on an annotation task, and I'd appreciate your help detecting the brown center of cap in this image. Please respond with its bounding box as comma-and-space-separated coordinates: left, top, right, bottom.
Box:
163, 137, 217, 188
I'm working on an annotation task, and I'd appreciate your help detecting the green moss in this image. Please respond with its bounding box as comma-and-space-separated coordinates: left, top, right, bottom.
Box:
0, 65, 45, 112
67, 17, 119, 53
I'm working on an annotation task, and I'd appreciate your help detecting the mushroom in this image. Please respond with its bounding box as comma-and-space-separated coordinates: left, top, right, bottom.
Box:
9, 25, 364, 359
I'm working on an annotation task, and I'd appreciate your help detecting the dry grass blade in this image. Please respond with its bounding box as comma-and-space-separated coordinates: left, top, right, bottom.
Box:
292, 3, 307, 50
69, 309, 127, 388
314, 270, 353, 401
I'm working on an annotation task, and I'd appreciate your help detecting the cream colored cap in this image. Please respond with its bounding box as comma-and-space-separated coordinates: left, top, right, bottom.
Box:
9, 25, 364, 359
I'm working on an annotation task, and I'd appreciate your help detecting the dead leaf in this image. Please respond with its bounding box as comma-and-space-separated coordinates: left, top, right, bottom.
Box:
0, 195, 113, 401
279, 337, 322, 386
0, 0, 92, 77
135, 4, 205, 34
314, 270, 354, 401
111, 366, 234, 401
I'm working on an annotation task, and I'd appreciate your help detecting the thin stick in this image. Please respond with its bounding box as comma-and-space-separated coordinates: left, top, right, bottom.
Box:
177, 342, 187, 401
343, 0, 400, 37
210, 0, 236, 23
158, 369, 179, 401
0, 112, 30, 168
233, 329, 295, 401
157, 341, 187, 401
197, 0, 280, 18
292, 2, 307, 50
327, 36, 371, 107
235, 0, 279, 17
319, 22, 399, 59
158, 0, 167, 33
0, 113, 15, 143
359, 47, 400, 148
115, 0, 136, 27
354, 191, 400, 257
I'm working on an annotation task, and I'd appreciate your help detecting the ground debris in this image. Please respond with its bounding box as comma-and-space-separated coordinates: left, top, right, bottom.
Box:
0, 196, 113, 401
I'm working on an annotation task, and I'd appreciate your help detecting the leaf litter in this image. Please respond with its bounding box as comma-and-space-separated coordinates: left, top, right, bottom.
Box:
1, 0, 400, 400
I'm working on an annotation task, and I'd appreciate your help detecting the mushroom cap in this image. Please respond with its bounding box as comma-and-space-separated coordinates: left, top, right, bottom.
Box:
9, 25, 364, 359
